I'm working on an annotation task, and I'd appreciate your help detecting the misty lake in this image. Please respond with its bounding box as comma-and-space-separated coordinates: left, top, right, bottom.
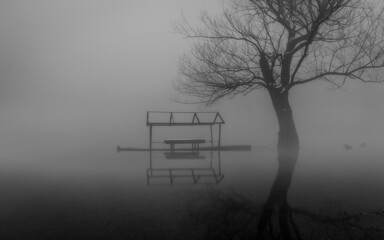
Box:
0, 145, 383, 239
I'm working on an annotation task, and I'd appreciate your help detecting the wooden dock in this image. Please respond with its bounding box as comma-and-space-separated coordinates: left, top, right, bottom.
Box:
116, 145, 251, 152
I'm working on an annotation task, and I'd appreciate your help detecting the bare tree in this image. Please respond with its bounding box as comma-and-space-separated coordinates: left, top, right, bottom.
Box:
176, 0, 384, 238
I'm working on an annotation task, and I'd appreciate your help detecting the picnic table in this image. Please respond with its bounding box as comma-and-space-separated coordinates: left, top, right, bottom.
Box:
164, 139, 205, 153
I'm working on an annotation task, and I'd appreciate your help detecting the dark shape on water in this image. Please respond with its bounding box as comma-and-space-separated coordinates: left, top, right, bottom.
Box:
359, 142, 366, 148
343, 144, 352, 150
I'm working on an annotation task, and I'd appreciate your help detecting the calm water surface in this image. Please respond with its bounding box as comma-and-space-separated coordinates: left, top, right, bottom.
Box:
0, 146, 383, 238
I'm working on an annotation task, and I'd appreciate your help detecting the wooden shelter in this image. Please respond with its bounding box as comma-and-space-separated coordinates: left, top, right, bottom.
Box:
146, 111, 225, 151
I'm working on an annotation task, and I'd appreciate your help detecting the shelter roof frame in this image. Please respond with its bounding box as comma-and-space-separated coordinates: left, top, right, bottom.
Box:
146, 111, 225, 126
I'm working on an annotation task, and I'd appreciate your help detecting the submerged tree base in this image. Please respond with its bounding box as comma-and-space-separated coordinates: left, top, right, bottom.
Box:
177, 190, 384, 240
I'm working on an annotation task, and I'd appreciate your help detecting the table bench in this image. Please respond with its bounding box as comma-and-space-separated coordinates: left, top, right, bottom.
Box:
164, 139, 205, 153
164, 152, 205, 159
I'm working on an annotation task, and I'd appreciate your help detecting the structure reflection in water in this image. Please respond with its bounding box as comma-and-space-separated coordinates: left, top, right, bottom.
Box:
147, 149, 223, 185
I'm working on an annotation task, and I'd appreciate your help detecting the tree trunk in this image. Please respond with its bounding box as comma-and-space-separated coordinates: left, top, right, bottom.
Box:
269, 89, 299, 166
257, 89, 300, 240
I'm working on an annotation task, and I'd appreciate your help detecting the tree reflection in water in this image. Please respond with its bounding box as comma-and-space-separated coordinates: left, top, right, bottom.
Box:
256, 153, 300, 240
180, 152, 301, 240
182, 153, 384, 240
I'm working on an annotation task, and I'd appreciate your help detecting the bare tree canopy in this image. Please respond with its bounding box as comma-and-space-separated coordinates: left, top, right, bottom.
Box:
176, 0, 384, 104
176, 2, 384, 237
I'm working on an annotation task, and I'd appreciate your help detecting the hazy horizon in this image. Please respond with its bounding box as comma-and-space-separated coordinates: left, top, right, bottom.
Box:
0, 0, 383, 161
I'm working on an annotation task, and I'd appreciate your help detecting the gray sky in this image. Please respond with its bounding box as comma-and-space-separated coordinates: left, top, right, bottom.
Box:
0, 0, 224, 160
0, 0, 383, 160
